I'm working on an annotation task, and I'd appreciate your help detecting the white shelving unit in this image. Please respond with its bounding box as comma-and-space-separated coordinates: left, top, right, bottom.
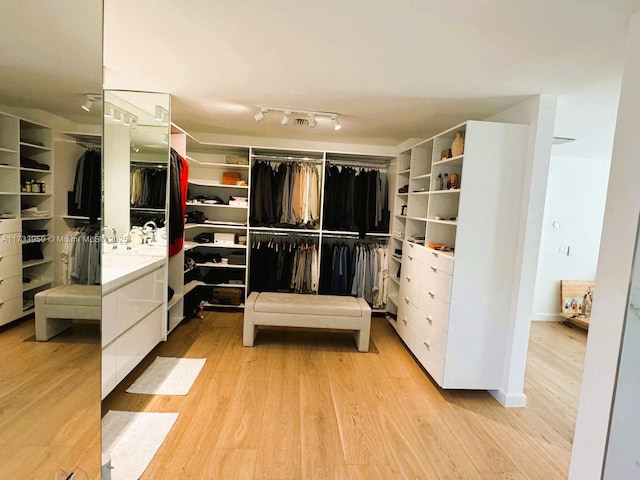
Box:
391, 120, 530, 391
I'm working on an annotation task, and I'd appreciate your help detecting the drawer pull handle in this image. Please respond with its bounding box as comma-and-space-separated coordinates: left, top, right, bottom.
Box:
430, 266, 438, 273
0, 255, 3, 261
0, 299, 4, 306
404, 297, 410, 304
408, 255, 413, 260
432, 252, 438, 258
429, 291, 435, 299
409, 243, 414, 248
406, 276, 411, 282
426, 315, 433, 325
402, 318, 408, 325
424, 341, 431, 350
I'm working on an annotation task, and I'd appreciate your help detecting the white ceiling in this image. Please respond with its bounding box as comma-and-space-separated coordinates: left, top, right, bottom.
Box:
1, 1, 639, 147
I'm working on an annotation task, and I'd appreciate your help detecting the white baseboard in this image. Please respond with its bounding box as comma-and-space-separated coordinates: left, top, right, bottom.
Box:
489, 389, 527, 407
532, 313, 563, 322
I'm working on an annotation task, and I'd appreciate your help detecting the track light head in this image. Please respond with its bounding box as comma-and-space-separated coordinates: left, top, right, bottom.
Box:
281, 111, 291, 126
332, 115, 342, 131
254, 108, 267, 122
81, 94, 100, 112
308, 113, 317, 128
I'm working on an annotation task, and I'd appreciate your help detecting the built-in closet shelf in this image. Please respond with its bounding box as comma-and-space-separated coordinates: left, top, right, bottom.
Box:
389, 276, 400, 286
430, 189, 461, 195
186, 202, 247, 209
411, 173, 431, 180
0, 192, 17, 195
387, 294, 399, 306
202, 302, 245, 309
20, 193, 51, 197
22, 217, 53, 221
188, 179, 248, 189
390, 255, 401, 263
22, 307, 35, 316
185, 223, 247, 230
185, 158, 249, 169
22, 258, 53, 268
0, 165, 18, 170
396, 192, 408, 197
411, 191, 430, 195
0, 147, 18, 154
433, 155, 463, 167
408, 217, 428, 222
167, 293, 184, 311
185, 241, 247, 250
23, 279, 52, 292
63, 215, 100, 221
20, 167, 52, 174
392, 236, 404, 242
429, 219, 458, 226
394, 215, 407, 220
398, 169, 411, 175
130, 207, 165, 213
184, 280, 202, 295
194, 262, 246, 269
19, 142, 51, 151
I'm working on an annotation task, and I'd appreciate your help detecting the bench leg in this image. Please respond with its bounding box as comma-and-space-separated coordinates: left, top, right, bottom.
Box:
243, 317, 258, 347
353, 326, 370, 352
35, 296, 73, 341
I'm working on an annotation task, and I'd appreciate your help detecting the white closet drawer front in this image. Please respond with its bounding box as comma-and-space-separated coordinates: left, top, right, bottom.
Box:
403, 322, 444, 386
418, 289, 451, 331
102, 342, 117, 400
399, 272, 420, 307
101, 290, 118, 347
0, 236, 21, 257
0, 296, 22, 326
0, 219, 20, 234
422, 267, 452, 302
425, 248, 454, 275
115, 305, 164, 384
116, 267, 164, 336
397, 301, 417, 338
0, 275, 22, 301
0, 254, 22, 277
411, 310, 448, 359
403, 240, 425, 262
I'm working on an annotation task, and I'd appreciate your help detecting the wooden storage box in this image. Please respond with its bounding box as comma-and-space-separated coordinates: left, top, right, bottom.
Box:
211, 287, 243, 306
222, 172, 241, 185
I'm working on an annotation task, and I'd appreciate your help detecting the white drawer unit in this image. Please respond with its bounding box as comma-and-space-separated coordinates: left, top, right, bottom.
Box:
0, 296, 23, 326
0, 219, 20, 235
115, 267, 164, 336
101, 290, 118, 347
0, 254, 22, 282
0, 235, 21, 257
390, 121, 529, 393
0, 274, 22, 302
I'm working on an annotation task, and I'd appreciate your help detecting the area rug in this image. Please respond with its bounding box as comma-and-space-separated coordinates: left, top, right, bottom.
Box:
126, 356, 206, 395
102, 410, 179, 480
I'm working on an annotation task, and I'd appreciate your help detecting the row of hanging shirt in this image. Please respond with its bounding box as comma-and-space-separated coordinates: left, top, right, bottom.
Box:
130, 166, 167, 208
59, 226, 101, 285
319, 241, 389, 308
249, 235, 319, 294
250, 161, 321, 228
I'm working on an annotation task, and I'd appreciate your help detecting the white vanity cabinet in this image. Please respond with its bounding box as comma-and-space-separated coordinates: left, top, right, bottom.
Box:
101, 260, 166, 399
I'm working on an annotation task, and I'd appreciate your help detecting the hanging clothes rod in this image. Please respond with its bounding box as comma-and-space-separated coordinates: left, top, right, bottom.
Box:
326, 160, 389, 169
130, 161, 168, 169
322, 233, 390, 241
252, 154, 323, 164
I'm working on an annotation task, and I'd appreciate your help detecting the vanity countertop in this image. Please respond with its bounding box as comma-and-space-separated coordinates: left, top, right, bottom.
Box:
102, 245, 166, 294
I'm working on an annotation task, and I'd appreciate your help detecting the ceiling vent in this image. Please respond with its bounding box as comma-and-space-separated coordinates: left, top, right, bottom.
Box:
296, 118, 309, 126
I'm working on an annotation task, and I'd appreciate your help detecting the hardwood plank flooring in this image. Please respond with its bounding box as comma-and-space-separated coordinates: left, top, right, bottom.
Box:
102, 313, 587, 479
0, 316, 101, 479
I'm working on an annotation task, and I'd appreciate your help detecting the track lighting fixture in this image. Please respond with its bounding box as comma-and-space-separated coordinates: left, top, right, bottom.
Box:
331, 115, 342, 131
254, 108, 266, 122
254, 107, 342, 130
81, 94, 101, 112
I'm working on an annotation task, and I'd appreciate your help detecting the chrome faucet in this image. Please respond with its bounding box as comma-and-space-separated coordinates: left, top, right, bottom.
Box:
143, 221, 157, 244
102, 225, 118, 249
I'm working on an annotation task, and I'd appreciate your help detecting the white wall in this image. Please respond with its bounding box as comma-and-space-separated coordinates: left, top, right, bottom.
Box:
569, 11, 640, 479
532, 154, 610, 320
484, 94, 557, 406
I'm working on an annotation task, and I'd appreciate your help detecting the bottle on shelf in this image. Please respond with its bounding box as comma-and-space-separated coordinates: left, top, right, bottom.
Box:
435, 174, 443, 190
443, 173, 449, 190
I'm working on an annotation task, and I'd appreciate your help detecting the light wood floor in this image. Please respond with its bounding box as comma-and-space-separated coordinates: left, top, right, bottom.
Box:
0, 316, 101, 479
102, 313, 588, 480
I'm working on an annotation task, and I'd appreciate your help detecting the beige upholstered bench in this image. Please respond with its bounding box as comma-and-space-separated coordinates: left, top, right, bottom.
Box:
244, 291, 371, 352
35, 285, 101, 341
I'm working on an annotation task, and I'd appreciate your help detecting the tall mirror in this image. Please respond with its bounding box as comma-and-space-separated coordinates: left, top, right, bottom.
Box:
100, 91, 172, 474
0, 1, 103, 478
602, 215, 640, 478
